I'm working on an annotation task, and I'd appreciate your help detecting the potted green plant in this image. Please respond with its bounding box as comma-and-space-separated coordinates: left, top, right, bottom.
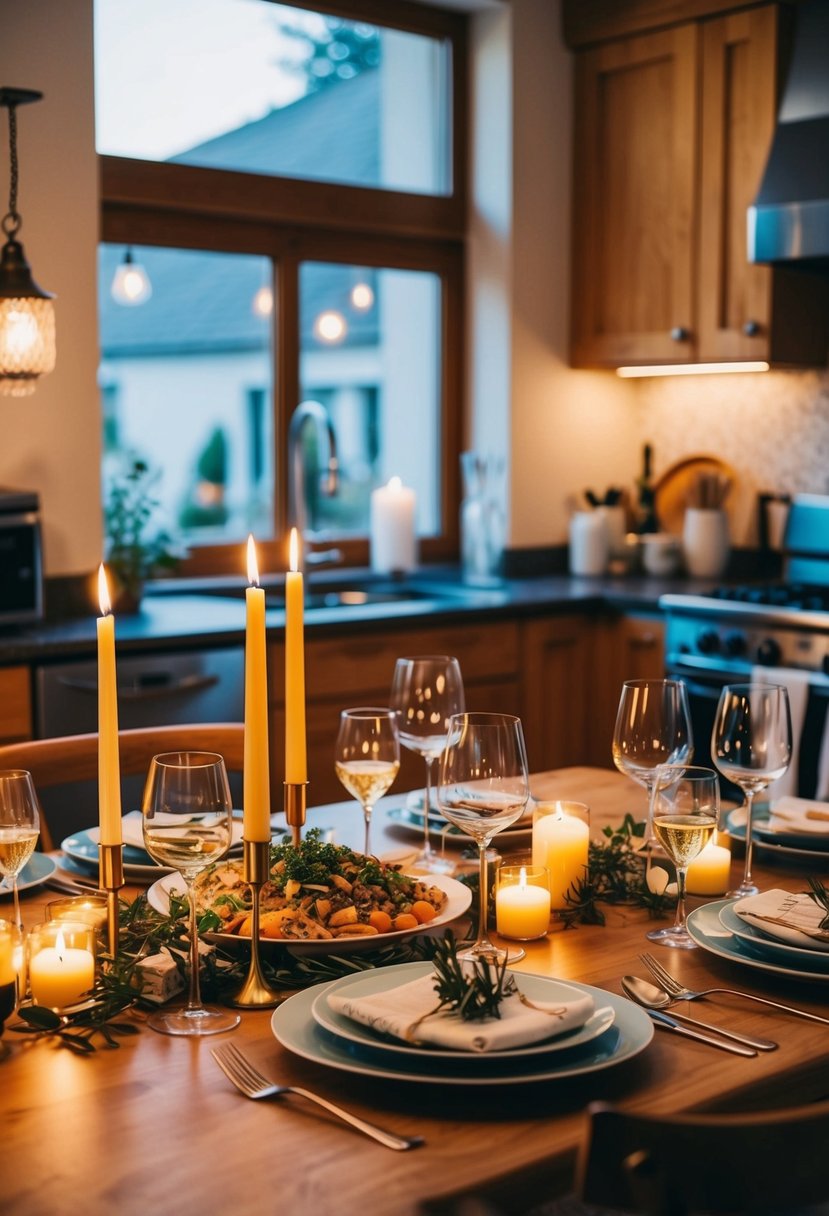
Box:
103, 458, 181, 612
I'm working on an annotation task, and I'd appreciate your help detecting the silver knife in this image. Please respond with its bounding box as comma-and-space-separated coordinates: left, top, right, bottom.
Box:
646, 1009, 758, 1056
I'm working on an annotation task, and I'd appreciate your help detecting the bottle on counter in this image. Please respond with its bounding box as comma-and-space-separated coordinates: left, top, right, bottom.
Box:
635, 443, 659, 534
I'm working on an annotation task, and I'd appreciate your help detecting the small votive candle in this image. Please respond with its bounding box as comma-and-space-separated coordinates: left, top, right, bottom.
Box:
495, 865, 551, 940
686, 839, 731, 896
28, 921, 96, 1012
0, 919, 24, 1028
47, 894, 109, 939
532, 800, 590, 912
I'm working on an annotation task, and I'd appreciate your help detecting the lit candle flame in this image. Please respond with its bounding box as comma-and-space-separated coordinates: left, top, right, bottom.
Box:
98, 564, 112, 616
246, 534, 260, 586
519, 865, 528, 889
289, 527, 300, 573
55, 926, 66, 960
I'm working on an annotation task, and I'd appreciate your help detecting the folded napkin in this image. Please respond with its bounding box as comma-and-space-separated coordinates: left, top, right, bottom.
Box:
88, 811, 244, 852
768, 796, 829, 838
328, 971, 594, 1053
734, 889, 829, 953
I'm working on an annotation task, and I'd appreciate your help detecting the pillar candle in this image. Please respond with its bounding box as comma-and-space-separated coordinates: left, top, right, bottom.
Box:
285, 528, 307, 784
29, 927, 95, 1010
244, 537, 271, 841
686, 840, 731, 896
370, 477, 416, 573
496, 868, 551, 939
532, 808, 590, 910
97, 564, 122, 846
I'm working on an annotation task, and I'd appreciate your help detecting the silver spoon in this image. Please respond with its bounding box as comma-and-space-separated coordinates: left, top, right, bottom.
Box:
622, 975, 778, 1051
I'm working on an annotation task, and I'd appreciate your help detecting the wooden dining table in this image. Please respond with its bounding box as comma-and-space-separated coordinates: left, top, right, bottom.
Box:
4, 767, 829, 1216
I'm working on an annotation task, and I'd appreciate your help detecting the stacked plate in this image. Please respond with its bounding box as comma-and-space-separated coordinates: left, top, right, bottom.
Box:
686, 899, 829, 983
271, 961, 654, 1085
388, 790, 533, 848
725, 797, 829, 870
61, 811, 246, 881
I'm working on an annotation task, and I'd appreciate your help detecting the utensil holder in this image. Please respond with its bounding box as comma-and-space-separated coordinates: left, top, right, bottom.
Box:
682, 508, 730, 579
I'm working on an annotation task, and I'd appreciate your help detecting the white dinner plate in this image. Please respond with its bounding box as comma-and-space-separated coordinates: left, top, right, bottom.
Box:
686, 900, 829, 984
272, 969, 652, 1085
146, 870, 472, 957
61, 828, 172, 880
311, 962, 617, 1064
387, 805, 532, 847
718, 901, 829, 973
725, 808, 829, 868
0, 852, 57, 896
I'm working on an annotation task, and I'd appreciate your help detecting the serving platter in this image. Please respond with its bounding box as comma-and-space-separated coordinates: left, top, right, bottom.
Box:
718, 900, 829, 973
271, 971, 652, 1085
686, 900, 829, 983
146, 870, 472, 956
311, 962, 617, 1064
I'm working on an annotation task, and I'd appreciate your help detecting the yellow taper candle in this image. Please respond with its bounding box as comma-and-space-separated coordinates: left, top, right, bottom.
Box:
97, 564, 122, 846
244, 536, 271, 842
285, 528, 307, 784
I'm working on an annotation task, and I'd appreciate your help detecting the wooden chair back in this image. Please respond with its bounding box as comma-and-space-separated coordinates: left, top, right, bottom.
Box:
0, 724, 245, 851
578, 1099, 829, 1215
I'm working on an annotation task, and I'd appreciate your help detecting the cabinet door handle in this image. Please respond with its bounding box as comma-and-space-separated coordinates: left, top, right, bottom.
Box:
57, 672, 220, 701
670, 326, 690, 342
742, 319, 761, 337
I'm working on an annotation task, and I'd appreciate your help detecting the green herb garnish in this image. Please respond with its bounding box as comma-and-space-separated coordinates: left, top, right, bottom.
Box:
428, 933, 516, 1022
806, 876, 829, 931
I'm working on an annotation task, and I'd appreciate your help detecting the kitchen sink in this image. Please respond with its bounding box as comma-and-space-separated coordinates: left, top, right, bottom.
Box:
150, 573, 506, 611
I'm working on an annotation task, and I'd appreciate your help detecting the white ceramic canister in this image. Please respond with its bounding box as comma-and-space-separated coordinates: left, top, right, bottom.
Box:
569, 511, 609, 576
682, 508, 730, 578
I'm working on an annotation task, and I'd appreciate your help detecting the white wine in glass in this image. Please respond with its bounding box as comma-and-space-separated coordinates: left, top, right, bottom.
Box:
335, 707, 400, 856
651, 764, 720, 949
390, 655, 465, 874
711, 683, 792, 898
0, 770, 41, 930
142, 751, 240, 1037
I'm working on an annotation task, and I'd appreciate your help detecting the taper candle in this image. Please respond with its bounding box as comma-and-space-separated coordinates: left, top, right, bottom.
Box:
244, 536, 271, 842
97, 564, 122, 846
285, 528, 307, 784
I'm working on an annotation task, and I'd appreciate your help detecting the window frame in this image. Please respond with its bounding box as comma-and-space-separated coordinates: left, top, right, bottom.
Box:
98, 0, 468, 578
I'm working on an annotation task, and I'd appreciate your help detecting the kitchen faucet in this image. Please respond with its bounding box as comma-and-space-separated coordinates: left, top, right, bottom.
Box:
287, 400, 341, 574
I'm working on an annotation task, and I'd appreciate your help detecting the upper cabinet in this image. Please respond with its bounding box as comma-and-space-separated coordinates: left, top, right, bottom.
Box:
569, 2, 829, 369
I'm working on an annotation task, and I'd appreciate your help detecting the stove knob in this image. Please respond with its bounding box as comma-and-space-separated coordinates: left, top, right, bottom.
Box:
755, 637, 781, 666
722, 631, 747, 658
696, 629, 721, 655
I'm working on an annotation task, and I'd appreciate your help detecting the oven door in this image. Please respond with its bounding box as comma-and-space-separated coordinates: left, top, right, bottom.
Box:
666, 657, 829, 800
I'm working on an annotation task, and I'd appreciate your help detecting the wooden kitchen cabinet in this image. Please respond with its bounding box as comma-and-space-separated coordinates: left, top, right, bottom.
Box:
589, 613, 666, 767
520, 616, 594, 774
570, 3, 829, 369
0, 666, 32, 743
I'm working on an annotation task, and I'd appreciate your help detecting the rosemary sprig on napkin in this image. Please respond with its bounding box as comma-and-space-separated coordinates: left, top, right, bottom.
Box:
429, 933, 516, 1022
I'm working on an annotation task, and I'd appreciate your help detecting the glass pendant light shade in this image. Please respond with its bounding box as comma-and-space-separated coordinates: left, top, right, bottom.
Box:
0, 88, 56, 397
111, 248, 152, 306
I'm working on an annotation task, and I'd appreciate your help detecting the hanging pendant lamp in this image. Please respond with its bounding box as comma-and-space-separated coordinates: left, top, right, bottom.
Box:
0, 87, 55, 398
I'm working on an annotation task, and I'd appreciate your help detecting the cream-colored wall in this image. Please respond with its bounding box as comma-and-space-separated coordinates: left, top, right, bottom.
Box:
2, 0, 101, 577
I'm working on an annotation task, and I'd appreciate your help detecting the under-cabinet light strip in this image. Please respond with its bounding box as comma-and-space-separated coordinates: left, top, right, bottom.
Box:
616, 361, 770, 378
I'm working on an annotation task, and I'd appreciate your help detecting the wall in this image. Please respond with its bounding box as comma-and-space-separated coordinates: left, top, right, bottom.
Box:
2, 0, 101, 578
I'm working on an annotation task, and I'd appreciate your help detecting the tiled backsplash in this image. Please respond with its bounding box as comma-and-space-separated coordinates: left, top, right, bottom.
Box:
633, 369, 829, 546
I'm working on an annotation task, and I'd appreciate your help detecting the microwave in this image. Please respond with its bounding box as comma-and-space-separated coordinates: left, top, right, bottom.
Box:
0, 488, 43, 625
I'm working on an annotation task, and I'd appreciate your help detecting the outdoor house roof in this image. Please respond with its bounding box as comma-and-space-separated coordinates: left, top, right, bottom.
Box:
99, 69, 381, 358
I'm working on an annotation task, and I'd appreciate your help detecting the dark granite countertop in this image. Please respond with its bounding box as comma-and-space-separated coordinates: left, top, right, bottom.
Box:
0, 566, 714, 666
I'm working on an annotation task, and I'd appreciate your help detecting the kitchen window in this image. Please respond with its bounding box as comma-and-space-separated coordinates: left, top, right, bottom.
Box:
94, 0, 466, 575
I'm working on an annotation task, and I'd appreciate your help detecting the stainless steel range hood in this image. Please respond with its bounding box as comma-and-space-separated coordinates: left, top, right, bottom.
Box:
748, 0, 829, 265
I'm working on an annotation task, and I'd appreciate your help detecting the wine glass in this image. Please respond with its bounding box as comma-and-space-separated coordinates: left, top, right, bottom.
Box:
390, 655, 465, 874
0, 770, 41, 930
711, 683, 792, 898
335, 707, 400, 856
612, 678, 694, 850
650, 764, 720, 949
438, 712, 530, 963
141, 751, 240, 1036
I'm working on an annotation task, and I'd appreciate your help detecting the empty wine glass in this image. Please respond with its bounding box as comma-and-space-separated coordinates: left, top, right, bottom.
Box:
438, 712, 530, 963
612, 679, 694, 852
390, 655, 465, 874
335, 707, 400, 856
0, 770, 41, 930
141, 751, 240, 1036
650, 764, 720, 949
711, 683, 792, 898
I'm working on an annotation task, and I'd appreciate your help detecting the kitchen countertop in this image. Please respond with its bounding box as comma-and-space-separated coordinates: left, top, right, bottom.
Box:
0, 566, 713, 665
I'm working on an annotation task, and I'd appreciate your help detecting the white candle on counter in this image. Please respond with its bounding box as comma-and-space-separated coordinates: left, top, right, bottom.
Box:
686, 839, 731, 896
532, 804, 590, 911
496, 867, 551, 940
370, 477, 416, 574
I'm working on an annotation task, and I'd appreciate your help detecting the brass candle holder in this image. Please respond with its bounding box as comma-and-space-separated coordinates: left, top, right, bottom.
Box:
229, 839, 282, 1009
284, 781, 307, 847
98, 842, 124, 958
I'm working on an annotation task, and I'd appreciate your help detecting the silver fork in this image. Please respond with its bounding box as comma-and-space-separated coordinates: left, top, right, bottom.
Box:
640, 951, 829, 1025
211, 1042, 423, 1151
